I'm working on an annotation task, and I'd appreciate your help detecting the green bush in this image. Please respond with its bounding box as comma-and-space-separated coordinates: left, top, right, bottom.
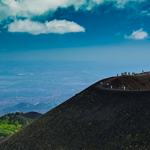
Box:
0, 112, 33, 138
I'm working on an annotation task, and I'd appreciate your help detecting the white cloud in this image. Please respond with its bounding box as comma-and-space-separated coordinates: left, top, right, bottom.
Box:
91, 0, 105, 5
125, 28, 148, 40
7, 19, 85, 35
141, 10, 150, 16
115, 0, 145, 8
89, 0, 146, 9
0, 0, 86, 20
141, 10, 147, 13
0, 0, 147, 23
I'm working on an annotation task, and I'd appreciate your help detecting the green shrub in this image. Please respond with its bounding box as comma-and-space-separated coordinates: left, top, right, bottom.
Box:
0, 112, 33, 138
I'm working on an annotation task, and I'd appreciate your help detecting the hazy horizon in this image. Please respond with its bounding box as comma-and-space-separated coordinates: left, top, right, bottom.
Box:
0, 0, 150, 111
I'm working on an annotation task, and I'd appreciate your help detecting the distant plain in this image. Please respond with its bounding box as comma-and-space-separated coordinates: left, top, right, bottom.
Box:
0, 61, 149, 113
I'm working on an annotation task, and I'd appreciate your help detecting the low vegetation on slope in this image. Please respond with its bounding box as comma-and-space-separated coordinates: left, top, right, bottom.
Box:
0, 112, 33, 139
1, 76, 150, 149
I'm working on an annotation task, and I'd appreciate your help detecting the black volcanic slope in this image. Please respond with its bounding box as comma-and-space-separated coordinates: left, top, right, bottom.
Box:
1, 79, 150, 149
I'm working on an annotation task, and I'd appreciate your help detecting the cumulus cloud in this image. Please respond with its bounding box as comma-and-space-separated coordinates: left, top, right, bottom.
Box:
0, 0, 146, 22
125, 28, 148, 40
0, 0, 86, 21
0, 0, 147, 35
7, 19, 85, 35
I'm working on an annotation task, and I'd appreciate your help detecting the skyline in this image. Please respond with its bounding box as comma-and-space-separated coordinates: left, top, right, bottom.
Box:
0, 0, 149, 63
0, 0, 150, 113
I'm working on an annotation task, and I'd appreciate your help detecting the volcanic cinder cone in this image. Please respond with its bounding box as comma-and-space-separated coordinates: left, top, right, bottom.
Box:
1, 75, 150, 150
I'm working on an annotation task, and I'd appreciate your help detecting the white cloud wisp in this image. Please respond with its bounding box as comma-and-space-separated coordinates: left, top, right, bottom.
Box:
7, 19, 85, 35
125, 28, 148, 40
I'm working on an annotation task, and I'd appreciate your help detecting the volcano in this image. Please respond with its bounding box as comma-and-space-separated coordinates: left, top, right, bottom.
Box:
1, 74, 150, 149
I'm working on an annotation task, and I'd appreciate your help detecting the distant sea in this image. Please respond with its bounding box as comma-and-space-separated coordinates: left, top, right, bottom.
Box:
0, 61, 149, 109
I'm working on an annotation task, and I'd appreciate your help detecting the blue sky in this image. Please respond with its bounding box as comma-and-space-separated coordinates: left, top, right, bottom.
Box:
0, 0, 150, 63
